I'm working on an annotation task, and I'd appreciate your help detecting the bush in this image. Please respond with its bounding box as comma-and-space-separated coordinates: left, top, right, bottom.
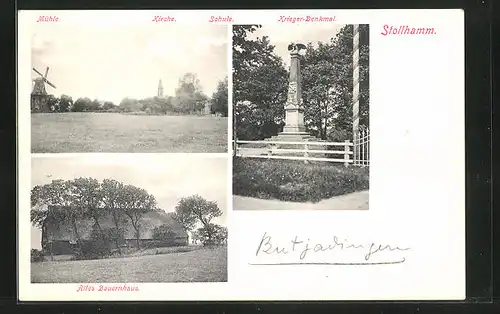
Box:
233, 157, 369, 203
74, 227, 112, 260
192, 224, 227, 246
74, 241, 106, 260
105, 227, 125, 244
149, 225, 185, 248
31, 249, 45, 263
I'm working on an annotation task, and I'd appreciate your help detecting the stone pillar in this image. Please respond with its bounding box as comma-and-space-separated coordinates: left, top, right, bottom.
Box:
282, 45, 308, 135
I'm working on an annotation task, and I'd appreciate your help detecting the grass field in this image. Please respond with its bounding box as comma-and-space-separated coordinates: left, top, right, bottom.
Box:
233, 157, 369, 203
31, 246, 227, 283
31, 112, 228, 153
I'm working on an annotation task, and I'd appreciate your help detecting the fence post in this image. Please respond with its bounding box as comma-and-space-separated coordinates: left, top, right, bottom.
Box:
353, 131, 357, 166
361, 129, 365, 166
304, 143, 309, 164
344, 140, 350, 167
233, 140, 238, 157
367, 129, 370, 166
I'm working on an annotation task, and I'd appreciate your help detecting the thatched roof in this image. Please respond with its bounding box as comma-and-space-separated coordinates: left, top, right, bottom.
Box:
45, 210, 188, 242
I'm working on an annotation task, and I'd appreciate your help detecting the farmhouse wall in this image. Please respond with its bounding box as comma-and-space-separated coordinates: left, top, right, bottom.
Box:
46, 240, 74, 255
43, 210, 189, 255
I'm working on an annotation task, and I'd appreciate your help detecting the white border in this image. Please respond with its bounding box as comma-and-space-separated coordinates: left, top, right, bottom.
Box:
19, 9, 465, 301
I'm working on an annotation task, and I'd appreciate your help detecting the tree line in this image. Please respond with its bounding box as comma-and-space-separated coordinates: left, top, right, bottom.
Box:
43, 72, 228, 117
31, 178, 227, 259
233, 24, 369, 141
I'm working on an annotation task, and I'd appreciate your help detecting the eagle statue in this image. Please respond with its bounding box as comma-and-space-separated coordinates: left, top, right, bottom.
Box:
287, 43, 307, 53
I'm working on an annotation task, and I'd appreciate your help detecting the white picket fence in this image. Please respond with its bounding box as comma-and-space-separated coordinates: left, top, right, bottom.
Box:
233, 130, 370, 167
353, 129, 370, 166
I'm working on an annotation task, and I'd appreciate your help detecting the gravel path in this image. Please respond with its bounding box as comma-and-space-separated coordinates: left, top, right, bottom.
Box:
233, 190, 369, 210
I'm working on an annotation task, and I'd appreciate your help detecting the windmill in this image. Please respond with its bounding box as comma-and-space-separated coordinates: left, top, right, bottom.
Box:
31, 66, 56, 113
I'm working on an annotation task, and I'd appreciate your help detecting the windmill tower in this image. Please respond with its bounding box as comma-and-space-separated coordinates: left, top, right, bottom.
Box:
157, 79, 164, 97
31, 66, 56, 113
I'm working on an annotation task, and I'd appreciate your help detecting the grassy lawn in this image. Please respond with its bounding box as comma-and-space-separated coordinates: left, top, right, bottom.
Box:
31, 246, 227, 283
233, 157, 369, 203
31, 112, 228, 153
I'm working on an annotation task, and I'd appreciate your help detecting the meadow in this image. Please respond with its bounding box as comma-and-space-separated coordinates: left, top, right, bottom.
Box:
31, 246, 227, 283
31, 112, 228, 153
233, 157, 369, 203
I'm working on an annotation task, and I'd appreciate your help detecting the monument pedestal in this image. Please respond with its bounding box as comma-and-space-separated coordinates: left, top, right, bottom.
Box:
267, 132, 316, 142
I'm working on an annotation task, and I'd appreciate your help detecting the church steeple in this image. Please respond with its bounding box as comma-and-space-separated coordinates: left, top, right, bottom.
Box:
157, 79, 164, 97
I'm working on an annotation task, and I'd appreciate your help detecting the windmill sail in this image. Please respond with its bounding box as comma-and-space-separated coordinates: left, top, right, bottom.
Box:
32, 67, 57, 91
44, 79, 56, 89
33, 67, 43, 76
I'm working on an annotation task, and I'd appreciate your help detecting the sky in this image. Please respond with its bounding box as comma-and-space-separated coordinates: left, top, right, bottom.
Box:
30, 155, 228, 249
31, 24, 228, 105
248, 24, 345, 67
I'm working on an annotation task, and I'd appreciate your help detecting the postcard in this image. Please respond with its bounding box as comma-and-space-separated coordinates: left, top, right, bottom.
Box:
18, 9, 465, 301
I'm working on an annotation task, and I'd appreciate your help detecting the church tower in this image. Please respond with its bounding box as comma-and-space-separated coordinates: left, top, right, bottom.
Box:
157, 79, 164, 97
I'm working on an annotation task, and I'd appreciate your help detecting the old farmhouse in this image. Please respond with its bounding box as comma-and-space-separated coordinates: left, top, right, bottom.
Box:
42, 210, 189, 255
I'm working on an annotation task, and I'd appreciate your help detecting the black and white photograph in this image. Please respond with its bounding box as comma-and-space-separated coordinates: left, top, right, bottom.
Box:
30, 155, 228, 283
30, 24, 228, 153
232, 24, 370, 210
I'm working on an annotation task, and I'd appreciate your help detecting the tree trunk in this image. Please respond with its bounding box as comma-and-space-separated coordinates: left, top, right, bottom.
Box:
131, 222, 141, 250
71, 217, 83, 252
92, 217, 104, 236
322, 100, 328, 140
41, 220, 48, 252
110, 210, 122, 255
135, 233, 140, 250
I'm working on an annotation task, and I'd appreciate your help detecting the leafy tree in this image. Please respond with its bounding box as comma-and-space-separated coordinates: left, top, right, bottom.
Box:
192, 223, 227, 246
102, 101, 116, 111
58, 94, 73, 112
174, 73, 207, 114
118, 185, 158, 249
101, 179, 126, 226
233, 25, 288, 140
31, 249, 45, 262
172, 195, 222, 231
30, 180, 85, 251
89, 99, 102, 111
71, 178, 105, 237
211, 77, 228, 117
47, 95, 59, 112
104, 227, 125, 253
30, 185, 53, 251
72, 97, 92, 112
300, 42, 336, 139
87, 224, 111, 258
320, 24, 369, 140
119, 97, 141, 112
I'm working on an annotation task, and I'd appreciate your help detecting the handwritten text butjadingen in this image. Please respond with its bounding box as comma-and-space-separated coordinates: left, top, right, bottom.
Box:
254, 232, 410, 264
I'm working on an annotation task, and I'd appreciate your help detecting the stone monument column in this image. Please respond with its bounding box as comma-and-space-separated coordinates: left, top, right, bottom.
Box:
265, 42, 320, 147
282, 44, 308, 135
